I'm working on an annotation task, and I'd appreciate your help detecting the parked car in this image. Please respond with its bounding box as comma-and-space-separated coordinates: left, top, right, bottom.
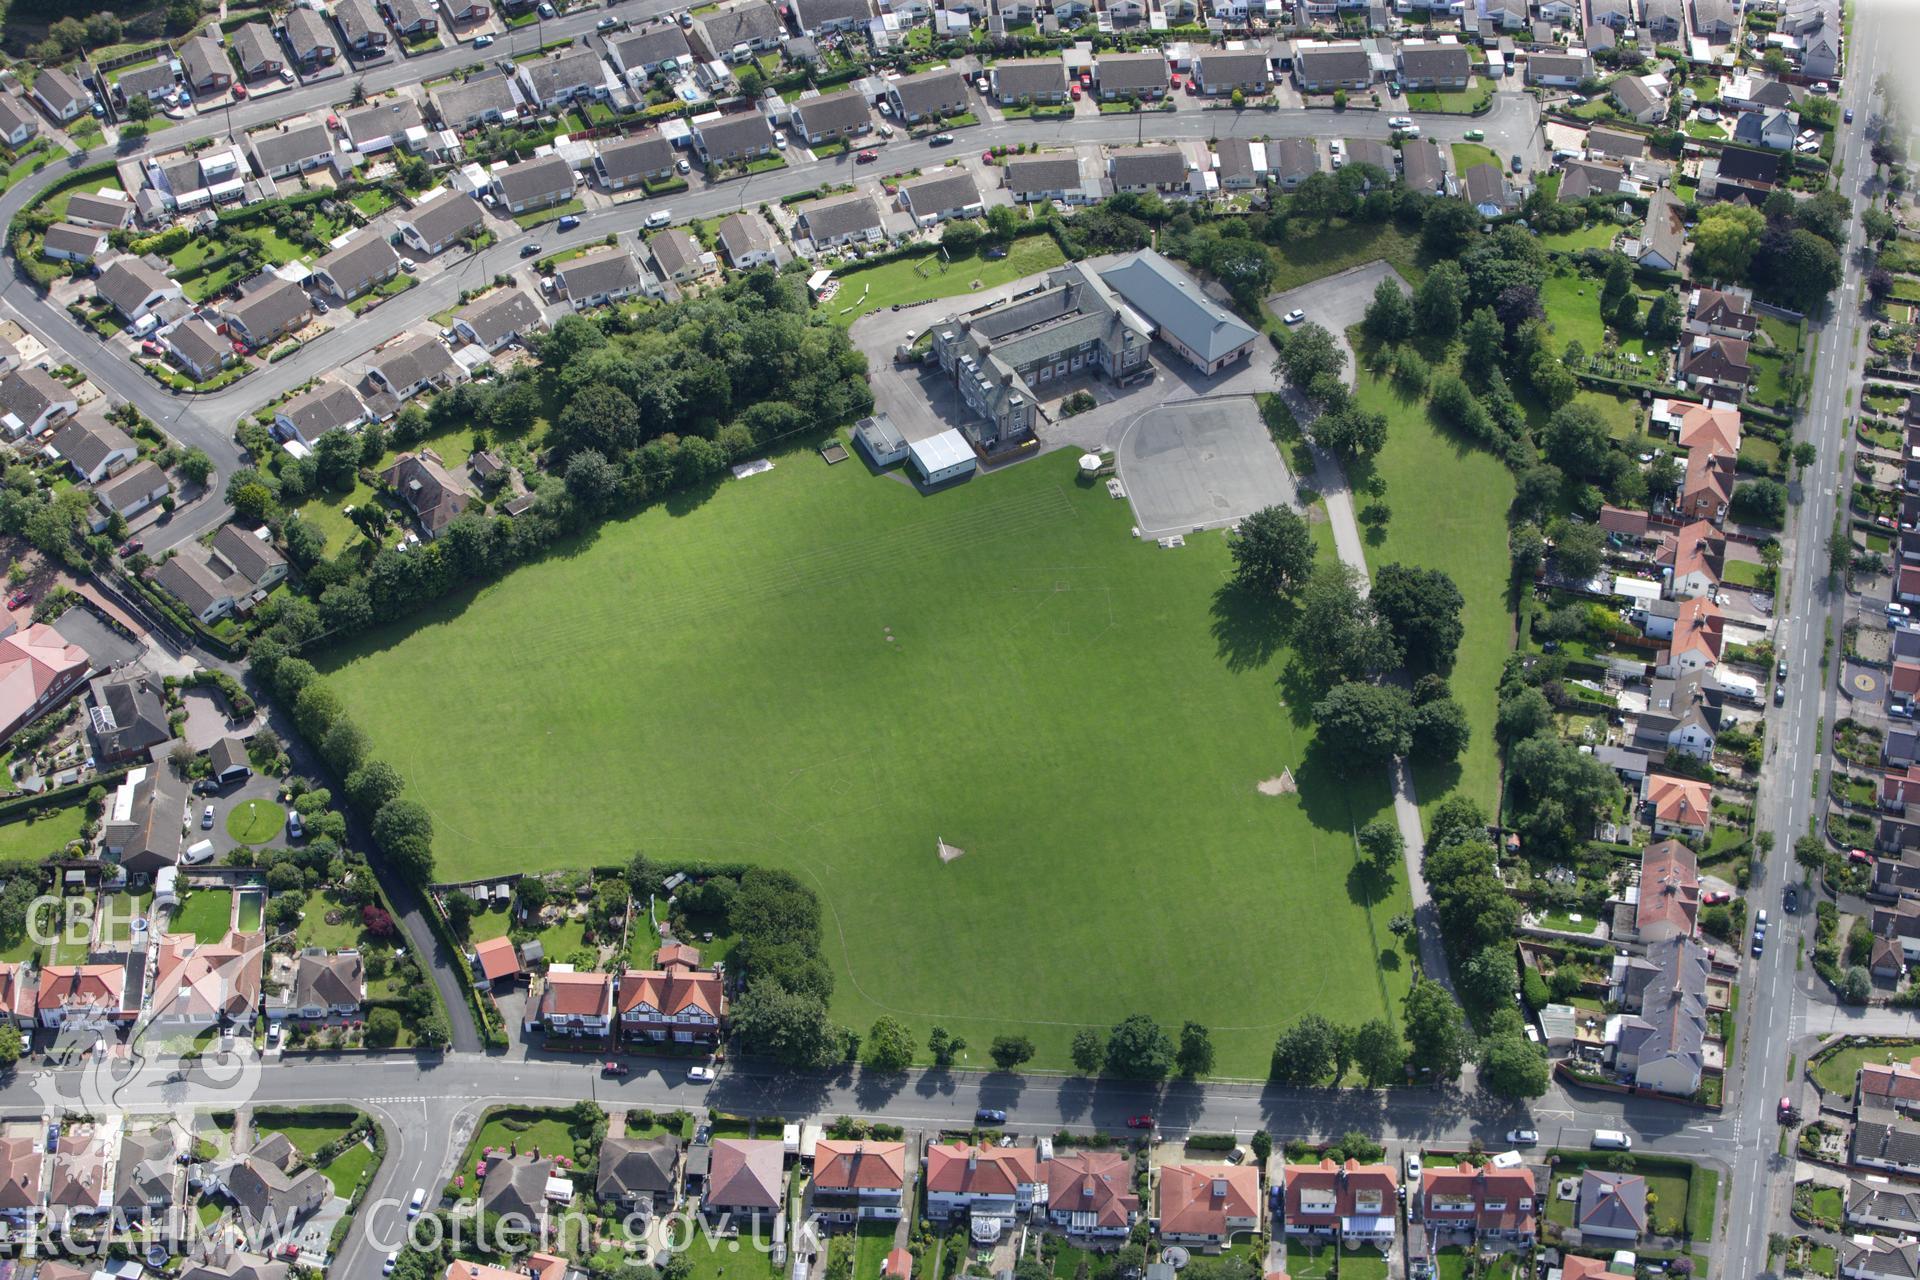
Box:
975, 1108, 1007, 1124
231, 83, 247, 99
1779, 1096, 1796, 1123
646, 210, 672, 229
312, 298, 329, 314
676, 157, 690, 173
557, 215, 580, 231
44, 1126, 56, 1154
201, 806, 214, 830
399, 257, 417, 272
119, 539, 143, 556
856, 149, 877, 162
1283, 309, 1305, 325
141, 339, 165, 356
521, 242, 542, 257
930, 133, 955, 145
1126, 1114, 1154, 1129
597, 15, 618, 28
1505, 1129, 1539, 1145
286, 809, 305, 840
1510, 154, 1523, 173
1777, 659, 1788, 679
1703, 889, 1731, 904
772, 131, 787, 148
475, 34, 494, 46
1891, 603, 1912, 618
688, 1065, 716, 1082
1463, 129, 1484, 140
601, 1061, 628, 1075
537, 0, 555, 14
279, 67, 296, 83
1070, 84, 1081, 99
385, 1254, 399, 1275
1168, 74, 1181, 89
1845, 107, 1855, 123
408, 1189, 425, 1219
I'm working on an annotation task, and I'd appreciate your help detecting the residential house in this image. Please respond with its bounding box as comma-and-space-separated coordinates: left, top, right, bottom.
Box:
366, 334, 462, 402
991, 58, 1068, 104
1463, 164, 1513, 216
1678, 335, 1751, 398
232, 22, 285, 79
277, 949, 365, 1019
691, 113, 775, 166
1733, 108, 1797, 150
1687, 288, 1756, 340
311, 230, 401, 304
90, 461, 170, 532
1638, 188, 1686, 272
888, 68, 969, 122
472, 935, 522, 987
45, 1129, 111, 1222
608, 25, 693, 77
209, 735, 250, 784
1212, 137, 1271, 189
384, 0, 440, 37
1279, 1158, 1397, 1246
286, 8, 340, 70
1095, 51, 1171, 99
0, 1132, 43, 1226
530, 965, 614, 1039
924, 1143, 1043, 1226
431, 74, 521, 130
1644, 772, 1712, 839
596, 1136, 680, 1216
1526, 51, 1593, 86
382, 449, 471, 537
1397, 41, 1471, 90
163, 318, 232, 383
63, 190, 134, 231
86, 671, 170, 764
1657, 520, 1725, 601
397, 190, 483, 257
516, 49, 609, 109
149, 928, 264, 1027
593, 133, 676, 191
1155, 1164, 1260, 1247
273, 380, 365, 442
1631, 838, 1700, 944
1417, 1164, 1537, 1246
1800, 23, 1841, 80
1046, 1151, 1140, 1238
335, 0, 390, 52
32, 67, 88, 123
42, 222, 106, 264
45, 413, 136, 484
1402, 138, 1448, 193
1192, 50, 1272, 96
795, 194, 885, 249
1843, 1237, 1920, 1280
791, 89, 872, 144
219, 1133, 330, 1243
0, 97, 37, 148
900, 170, 983, 224
490, 154, 580, 219
220, 278, 311, 349
790, 0, 876, 32
479, 1154, 561, 1225
1610, 935, 1710, 1094
1853, 1108, 1920, 1179
1699, 146, 1780, 203
249, 122, 335, 179
1003, 152, 1099, 203
1691, 0, 1735, 37
616, 954, 727, 1043
1557, 159, 1628, 201
1292, 44, 1371, 92
154, 525, 289, 623
1611, 73, 1665, 123
0, 623, 88, 743
180, 36, 232, 96
645, 229, 709, 285
557, 249, 651, 308
692, 2, 786, 62
342, 99, 423, 155
1635, 670, 1721, 763
1577, 1170, 1647, 1242
1847, 1179, 1920, 1234
1109, 147, 1191, 194
716, 211, 782, 269
703, 1140, 784, 1218
811, 1140, 907, 1223
97, 258, 185, 327
37, 965, 131, 1029
454, 288, 544, 351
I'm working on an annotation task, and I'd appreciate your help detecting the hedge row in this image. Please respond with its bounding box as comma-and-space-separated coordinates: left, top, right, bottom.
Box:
0, 767, 128, 824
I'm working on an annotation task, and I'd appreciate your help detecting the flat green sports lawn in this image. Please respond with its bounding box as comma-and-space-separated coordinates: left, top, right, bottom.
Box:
320, 450, 1413, 1073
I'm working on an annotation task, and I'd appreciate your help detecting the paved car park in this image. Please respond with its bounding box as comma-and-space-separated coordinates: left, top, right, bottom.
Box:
1267, 259, 1409, 390
1116, 395, 1295, 539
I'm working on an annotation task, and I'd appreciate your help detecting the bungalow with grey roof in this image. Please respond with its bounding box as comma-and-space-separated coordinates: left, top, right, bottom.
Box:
1463, 163, 1513, 216
1557, 158, 1628, 201
383, 0, 439, 36
900, 170, 983, 224
1292, 44, 1371, 92
558, 249, 651, 308
609, 25, 694, 76
646, 229, 711, 283
790, 90, 871, 143
162, 318, 232, 383
90, 461, 170, 531
1108, 146, 1191, 194
990, 58, 1067, 104
1397, 42, 1470, 89
1611, 73, 1665, 123
0, 97, 37, 147
334, 0, 389, 52
249, 122, 334, 179
155, 525, 287, 622
97, 258, 184, 326
455, 289, 546, 350
1268, 136, 1321, 190
431, 74, 520, 129
119, 63, 178, 105
693, 1, 785, 61
1401, 138, 1447, 193
41, 223, 106, 264
1637, 188, 1686, 271
310, 230, 401, 303
63, 190, 133, 230
221, 278, 311, 349
489, 153, 577, 215
888, 69, 969, 122
692, 112, 775, 165
382, 451, 470, 537
286, 8, 338, 69
516, 49, 608, 108
32, 67, 87, 122
1691, 0, 1734, 36
1526, 51, 1592, 86
365, 334, 462, 402
180, 35, 231, 96
1211, 137, 1268, 188
0, 368, 77, 440
1003, 152, 1098, 203
342, 99, 422, 155
717, 211, 782, 269
790, 0, 875, 33
595, 133, 676, 190
231, 23, 285, 79
1094, 51, 1168, 99
397, 190, 483, 256
795, 194, 885, 250
1192, 50, 1271, 95
45, 413, 137, 484
273, 380, 366, 442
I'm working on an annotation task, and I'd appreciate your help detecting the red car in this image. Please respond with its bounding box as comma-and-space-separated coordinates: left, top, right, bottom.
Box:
1070, 84, 1081, 99
1168, 74, 1181, 89
1079, 70, 1092, 85
140, 340, 164, 356
5, 591, 30, 610
1125, 1114, 1154, 1130
118, 539, 143, 557
1184, 79, 1196, 95
856, 149, 877, 162
1701, 889, 1731, 905
231, 83, 247, 99
601, 1061, 628, 1075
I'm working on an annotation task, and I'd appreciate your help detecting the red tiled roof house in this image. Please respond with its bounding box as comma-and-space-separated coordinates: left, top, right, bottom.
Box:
1418, 1164, 1537, 1247
811, 1140, 906, 1223
1154, 1164, 1260, 1248
1045, 1151, 1140, 1239
526, 966, 613, 1040
925, 1143, 1043, 1226
1280, 1158, 1397, 1246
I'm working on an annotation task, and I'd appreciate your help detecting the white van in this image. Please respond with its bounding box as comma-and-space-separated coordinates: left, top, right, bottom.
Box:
645, 210, 672, 229
407, 1188, 426, 1218
1490, 1150, 1524, 1169
1592, 1130, 1632, 1150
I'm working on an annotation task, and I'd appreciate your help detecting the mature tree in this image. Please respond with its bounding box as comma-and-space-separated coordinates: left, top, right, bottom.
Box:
928, 1026, 966, 1067
1274, 322, 1346, 395
178, 448, 214, 487
1358, 817, 1403, 871
414, 1011, 450, 1049
366, 1007, 403, 1048
346, 760, 405, 818
1371, 563, 1465, 669
1690, 204, 1766, 281
1544, 401, 1613, 481
1104, 1014, 1175, 1080
1414, 262, 1467, 340
1756, 226, 1843, 311
1070, 1029, 1103, 1074
989, 1035, 1035, 1071
538, 313, 608, 370
732, 982, 845, 1068
564, 448, 619, 509
372, 799, 434, 883
1843, 966, 1873, 1005
442, 893, 477, 938
1421, 198, 1479, 257
1795, 834, 1828, 870
1510, 522, 1546, 583
1458, 944, 1518, 1016
1177, 1021, 1215, 1077
556, 384, 641, 460
1497, 686, 1554, 743
1296, 563, 1399, 682
1461, 307, 1505, 379
1478, 1010, 1550, 1099
1350, 1017, 1404, 1086
1412, 696, 1472, 763
1270, 1013, 1340, 1085
864, 1016, 916, 1071
1506, 734, 1625, 856
1730, 478, 1788, 527
319, 718, 369, 778
1402, 977, 1469, 1082
1229, 505, 1316, 597
1311, 403, 1389, 462
1551, 519, 1606, 580
1313, 683, 1414, 774
1364, 278, 1414, 344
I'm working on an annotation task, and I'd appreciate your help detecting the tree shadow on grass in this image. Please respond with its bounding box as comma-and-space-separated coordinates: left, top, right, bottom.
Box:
1208, 581, 1295, 675
1346, 856, 1397, 911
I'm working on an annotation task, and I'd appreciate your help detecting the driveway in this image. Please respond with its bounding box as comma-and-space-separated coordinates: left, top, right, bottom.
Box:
1266, 259, 1410, 384
51, 606, 142, 672
1116, 396, 1295, 539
